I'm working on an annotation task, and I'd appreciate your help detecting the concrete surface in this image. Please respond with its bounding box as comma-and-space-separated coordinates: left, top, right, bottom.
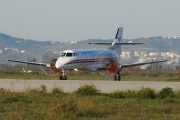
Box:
0, 79, 180, 93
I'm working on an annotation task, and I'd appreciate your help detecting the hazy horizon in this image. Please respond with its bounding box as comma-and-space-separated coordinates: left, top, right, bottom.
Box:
0, 0, 180, 42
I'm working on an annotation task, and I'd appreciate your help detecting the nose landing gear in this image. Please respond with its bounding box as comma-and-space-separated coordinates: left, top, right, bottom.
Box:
59, 71, 67, 80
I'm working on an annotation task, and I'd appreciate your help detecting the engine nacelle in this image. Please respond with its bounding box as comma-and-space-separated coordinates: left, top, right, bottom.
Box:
106, 64, 117, 73
105, 59, 123, 74
103, 59, 111, 67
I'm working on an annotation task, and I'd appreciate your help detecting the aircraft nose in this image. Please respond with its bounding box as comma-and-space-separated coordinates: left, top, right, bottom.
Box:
55, 59, 63, 69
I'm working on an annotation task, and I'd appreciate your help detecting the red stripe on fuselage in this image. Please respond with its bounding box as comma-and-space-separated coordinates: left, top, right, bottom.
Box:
65, 57, 119, 65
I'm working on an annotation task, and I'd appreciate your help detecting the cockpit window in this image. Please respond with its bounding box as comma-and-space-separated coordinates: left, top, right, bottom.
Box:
61, 53, 66, 57
66, 53, 73, 57
61, 52, 77, 57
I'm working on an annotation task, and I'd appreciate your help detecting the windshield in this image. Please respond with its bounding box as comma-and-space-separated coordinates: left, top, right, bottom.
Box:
61, 53, 66, 57
61, 52, 77, 57
66, 53, 73, 57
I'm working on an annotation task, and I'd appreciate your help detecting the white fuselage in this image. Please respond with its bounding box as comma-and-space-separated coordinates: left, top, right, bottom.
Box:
55, 48, 119, 72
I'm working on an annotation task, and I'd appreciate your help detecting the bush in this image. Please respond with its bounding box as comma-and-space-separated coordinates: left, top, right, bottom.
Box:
0, 95, 19, 103
39, 84, 47, 93
109, 90, 126, 98
137, 87, 156, 99
158, 87, 174, 99
48, 99, 78, 118
75, 84, 100, 96
0, 88, 12, 94
25, 84, 47, 94
123, 90, 137, 98
51, 87, 64, 95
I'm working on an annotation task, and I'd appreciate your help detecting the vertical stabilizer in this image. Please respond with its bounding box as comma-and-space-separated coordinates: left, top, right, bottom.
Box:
110, 27, 123, 55
115, 27, 123, 42
89, 27, 142, 56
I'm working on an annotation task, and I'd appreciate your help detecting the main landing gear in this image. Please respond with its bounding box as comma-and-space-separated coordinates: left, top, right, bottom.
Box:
59, 71, 67, 80
114, 72, 121, 81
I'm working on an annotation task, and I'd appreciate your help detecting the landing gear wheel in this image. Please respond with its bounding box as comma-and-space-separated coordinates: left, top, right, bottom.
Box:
59, 75, 67, 80
118, 76, 121, 81
114, 76, 117, 81
114, 75, 121, 81
59, 71, 67, 80
60, 76, 63, 80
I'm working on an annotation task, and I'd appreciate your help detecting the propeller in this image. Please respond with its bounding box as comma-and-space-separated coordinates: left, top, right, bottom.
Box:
94, 51, 112, 79
39, 50, 61, 75
95, 51, 125, 81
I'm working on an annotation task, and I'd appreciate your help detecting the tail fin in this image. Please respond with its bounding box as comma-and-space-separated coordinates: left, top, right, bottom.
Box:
115, 27, 123, 42
88, 27, 143, 55
111, 27, 123, 55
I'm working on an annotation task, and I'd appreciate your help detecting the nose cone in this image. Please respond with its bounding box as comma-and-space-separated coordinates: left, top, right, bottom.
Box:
55, 57, 71, 69
55, 58, 63, 69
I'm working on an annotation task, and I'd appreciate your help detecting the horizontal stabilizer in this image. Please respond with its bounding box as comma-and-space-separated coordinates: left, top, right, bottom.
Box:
89, 43, 143, 45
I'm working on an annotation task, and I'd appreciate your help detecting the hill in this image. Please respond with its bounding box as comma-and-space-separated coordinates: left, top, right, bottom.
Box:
0, 33, 180, 69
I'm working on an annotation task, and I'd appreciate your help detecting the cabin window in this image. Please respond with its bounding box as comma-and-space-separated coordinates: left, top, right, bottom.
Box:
73, 53, 78, 56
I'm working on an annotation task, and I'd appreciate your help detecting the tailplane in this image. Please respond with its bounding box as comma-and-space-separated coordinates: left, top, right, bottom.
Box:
89, 27, 143, 55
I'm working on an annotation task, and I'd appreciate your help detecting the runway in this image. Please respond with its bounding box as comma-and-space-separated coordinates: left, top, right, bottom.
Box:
0, 79, 180, 93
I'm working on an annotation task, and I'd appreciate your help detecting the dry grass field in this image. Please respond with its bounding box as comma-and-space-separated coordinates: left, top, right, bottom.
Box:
0, 84, 180, 120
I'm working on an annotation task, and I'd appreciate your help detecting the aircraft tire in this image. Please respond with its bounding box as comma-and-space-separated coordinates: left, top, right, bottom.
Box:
60, 76, 63, 80
59, 76, 67, 80
114, 75, 121, 81
118, 76, 121, 81
64, 76, 67, 80
114, 76, 117, 81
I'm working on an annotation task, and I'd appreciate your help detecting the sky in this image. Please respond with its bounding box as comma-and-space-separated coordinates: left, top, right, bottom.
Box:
0, 0, 180, 42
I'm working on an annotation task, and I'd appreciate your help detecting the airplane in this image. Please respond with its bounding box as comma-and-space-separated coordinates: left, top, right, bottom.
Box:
8, 27, 170, 81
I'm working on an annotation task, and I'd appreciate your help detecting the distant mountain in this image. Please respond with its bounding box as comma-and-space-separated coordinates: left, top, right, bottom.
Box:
79, 37, 180, 53
0, 33, 57, 50
0, 33, 180, 66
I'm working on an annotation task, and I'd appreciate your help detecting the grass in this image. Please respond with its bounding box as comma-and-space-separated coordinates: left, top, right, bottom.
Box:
0, 85, 180, 120
0, 73, 178, 81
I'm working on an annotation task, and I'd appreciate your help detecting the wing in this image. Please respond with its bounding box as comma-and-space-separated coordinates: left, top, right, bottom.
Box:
120, 60, 170, 68
7, 59, 49, 67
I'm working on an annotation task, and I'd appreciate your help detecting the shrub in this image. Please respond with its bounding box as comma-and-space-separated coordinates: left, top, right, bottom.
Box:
75, 84, 100, 96
137, 87, 156, 99
109, 90, 126, 98
158, 87, 174, 99
25, 88, 41, 94
0, 88, 12, 94
177, 88, 180, 95
38, 84, 47, 93
49, 99, 77, 114
123, 90, 137, 98
25, 84, 47, 94
0, 88, 6, 94
0, 96, 16, 103
51, 87, 64, 95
